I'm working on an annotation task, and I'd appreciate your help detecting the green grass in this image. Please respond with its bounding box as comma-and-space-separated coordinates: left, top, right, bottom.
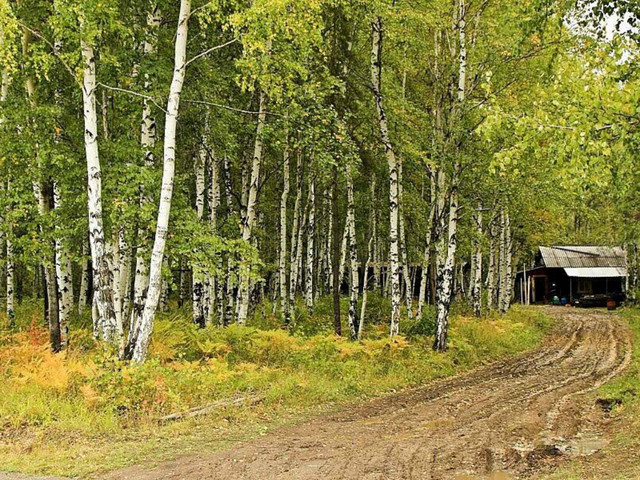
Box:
0, 297, 552, 478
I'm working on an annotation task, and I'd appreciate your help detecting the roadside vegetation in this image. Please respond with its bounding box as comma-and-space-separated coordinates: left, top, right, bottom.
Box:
0, 300, 551, 477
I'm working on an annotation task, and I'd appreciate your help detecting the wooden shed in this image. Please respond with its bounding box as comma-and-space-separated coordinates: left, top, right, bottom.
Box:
516, 246, 627, 305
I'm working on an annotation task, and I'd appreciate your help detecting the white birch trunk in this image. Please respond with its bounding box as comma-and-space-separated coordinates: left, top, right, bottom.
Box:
499, 209, 512, 313
417, 173, 436, 318
5, 180, 13, 326
371, 17, 401, 336
359, 177, 377, 339
434, 182, 459, 350
346, 163, 359, 339
398, 160, 413, 318
236, 88, 267, 325
471, 205, 482, 317
279, 146, 290, 322
288, 154, 302, 319
192, 133, 207, 327
129, 4, 161, 343
53, 183, 73, 347
81, 38, 117, 342
305, 171, 315, 314
207, 146, 221, 326
487, 220, 498, 310
434, 0, 465, 350
79, 239, 90, 314
131, 0, 191, 362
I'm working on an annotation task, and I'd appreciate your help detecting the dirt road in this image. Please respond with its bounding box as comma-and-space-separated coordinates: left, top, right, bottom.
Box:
108, 308, 632, 480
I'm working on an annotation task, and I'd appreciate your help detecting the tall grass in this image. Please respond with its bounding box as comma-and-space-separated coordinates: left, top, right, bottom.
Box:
0, 298, 552, 476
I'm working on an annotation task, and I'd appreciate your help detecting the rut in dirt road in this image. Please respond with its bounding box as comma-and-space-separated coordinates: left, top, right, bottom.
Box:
108, 308, 632, 480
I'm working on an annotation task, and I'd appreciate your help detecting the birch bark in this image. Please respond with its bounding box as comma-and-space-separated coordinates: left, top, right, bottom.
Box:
371, 16, 401, 336
236, 88, 267, 325
53, 183, 73, 347
131, 0, 191, 362
192, 132, 207, 328
288, 154, 303, 319
471, 205, 482, 317
129, 4, 161, 342
305, 171, 315, 314
81, 37, 117, 342
346, 163, 359, 339
279, 146, 290, 322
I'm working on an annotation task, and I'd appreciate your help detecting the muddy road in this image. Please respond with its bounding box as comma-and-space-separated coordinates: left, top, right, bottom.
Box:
108, 308, 632, 480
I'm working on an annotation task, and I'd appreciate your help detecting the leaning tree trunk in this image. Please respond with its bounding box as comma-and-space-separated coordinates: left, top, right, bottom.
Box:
346, 163, 359, 339
131, 0, 191, 362
371, 16, 401, 337
81, 38, 118, 343
471, 205, 483, 317
236, 88, 267, 325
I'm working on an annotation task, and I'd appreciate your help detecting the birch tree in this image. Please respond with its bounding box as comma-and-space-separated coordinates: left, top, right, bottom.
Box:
131, 0, 192, 362
371, 16, 401, 337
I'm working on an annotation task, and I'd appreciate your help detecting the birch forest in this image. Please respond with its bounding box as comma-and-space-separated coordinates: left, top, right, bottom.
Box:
1, 0, 640, 477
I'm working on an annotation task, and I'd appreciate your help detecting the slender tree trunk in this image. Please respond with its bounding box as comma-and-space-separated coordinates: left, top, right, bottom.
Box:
487, 219, 498, 310
79, 239, 90, 314
417, 172, 436, 318
359, 177, 376, 340
371, 17, 401, 336
5, 180, 14, 327
207, 145, 221, 326
53, 183, 73, 347
236, 88, 267, 325
398, 160, 413, 317
499, 208, 512, 313
434, 0, 465, 350
331, 167, 341, 336
346, 163, 359, 339
434, 182, 459, 350
305, 171, 315, 314
279, 145, 290, 322
288, 153, 302, 321
471, 205, 483, 317
81, 38, 118, 342
131, 0, 191, 362
128, 4, 161, 351
192, 132, 207, 328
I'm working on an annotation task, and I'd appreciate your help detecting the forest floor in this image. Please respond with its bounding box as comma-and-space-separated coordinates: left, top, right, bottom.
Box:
103, 307, 636, 480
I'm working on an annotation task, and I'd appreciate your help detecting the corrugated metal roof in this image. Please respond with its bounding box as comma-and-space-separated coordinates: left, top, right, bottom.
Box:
539, 246, 627, 268
564, 267, 627, 278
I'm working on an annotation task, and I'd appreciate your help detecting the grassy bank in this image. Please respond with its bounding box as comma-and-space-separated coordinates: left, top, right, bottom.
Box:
0, 298, 551, 478
539, 308, 640, 480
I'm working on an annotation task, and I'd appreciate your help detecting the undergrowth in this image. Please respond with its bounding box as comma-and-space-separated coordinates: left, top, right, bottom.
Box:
0, 297, 551, 477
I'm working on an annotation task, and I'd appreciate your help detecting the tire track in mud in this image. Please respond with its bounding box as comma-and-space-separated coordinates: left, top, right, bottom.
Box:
107, 308, 632, 480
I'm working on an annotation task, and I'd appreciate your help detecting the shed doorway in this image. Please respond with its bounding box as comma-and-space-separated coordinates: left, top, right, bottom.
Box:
533, 276, 547, 304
